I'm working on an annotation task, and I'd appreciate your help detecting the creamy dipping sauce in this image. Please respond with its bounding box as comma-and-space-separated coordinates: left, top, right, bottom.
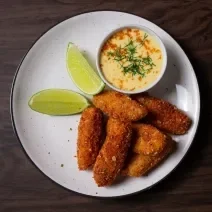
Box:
100, 28, 163, 91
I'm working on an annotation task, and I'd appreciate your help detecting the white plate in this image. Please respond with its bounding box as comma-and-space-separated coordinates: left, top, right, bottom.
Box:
11, 11, 200, 197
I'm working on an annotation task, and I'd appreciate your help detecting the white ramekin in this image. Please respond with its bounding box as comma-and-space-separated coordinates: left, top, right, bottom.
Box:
96, 25, 167, 94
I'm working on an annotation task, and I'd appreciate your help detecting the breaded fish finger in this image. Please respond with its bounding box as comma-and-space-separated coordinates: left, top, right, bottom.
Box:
93, 91, 148, 122
93, 118, 132, 187
77, 107, 104, 170
132, 123, 169, 156
122, 139, 175, 177
133, 93, 191, 135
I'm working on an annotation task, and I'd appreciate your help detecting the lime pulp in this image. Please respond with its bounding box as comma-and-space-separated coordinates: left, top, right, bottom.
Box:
66, 43, 105, 95
28, 89, 90, 115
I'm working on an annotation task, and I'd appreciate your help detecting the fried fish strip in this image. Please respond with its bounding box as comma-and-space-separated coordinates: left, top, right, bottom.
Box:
132, 123, 169, 156
77, 107, 104, 170
93, 118, 132, 187
122, 138, 175, 177
93, 91, 148, 122
133, 93, 191, 134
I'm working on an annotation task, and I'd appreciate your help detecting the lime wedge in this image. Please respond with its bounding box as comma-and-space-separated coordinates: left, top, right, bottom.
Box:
66, 43, 105, 95
28, 89, 90, 115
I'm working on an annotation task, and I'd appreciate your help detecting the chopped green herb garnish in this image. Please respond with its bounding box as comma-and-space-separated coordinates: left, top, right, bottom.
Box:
107, 33, 156, 77
140, 33, 148, 46
107, 52, 114, 57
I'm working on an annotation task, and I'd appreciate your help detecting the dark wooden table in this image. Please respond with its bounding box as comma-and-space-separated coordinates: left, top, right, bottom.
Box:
1, 0, 212, 211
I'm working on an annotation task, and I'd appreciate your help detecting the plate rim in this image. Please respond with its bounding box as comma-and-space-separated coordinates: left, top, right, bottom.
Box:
10, 9, 200, 198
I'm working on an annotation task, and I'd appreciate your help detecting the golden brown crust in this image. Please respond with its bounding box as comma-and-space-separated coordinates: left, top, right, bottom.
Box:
133, 93, 191, 135
93, 91, 148, 122
122, 138, 175, 177
93, 118, 132, 187
77, 107, 104, 170
132, 123, 169, 156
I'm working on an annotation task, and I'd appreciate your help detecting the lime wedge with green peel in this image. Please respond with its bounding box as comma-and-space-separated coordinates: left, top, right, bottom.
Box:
66, 43, 105, 95
28, 89, 90, 115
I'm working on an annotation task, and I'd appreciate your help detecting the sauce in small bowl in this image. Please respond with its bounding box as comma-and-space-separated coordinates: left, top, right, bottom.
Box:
96, 26, 167, 94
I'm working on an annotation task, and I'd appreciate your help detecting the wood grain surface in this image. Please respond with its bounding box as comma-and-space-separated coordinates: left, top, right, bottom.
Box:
1, 0, 212, 211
